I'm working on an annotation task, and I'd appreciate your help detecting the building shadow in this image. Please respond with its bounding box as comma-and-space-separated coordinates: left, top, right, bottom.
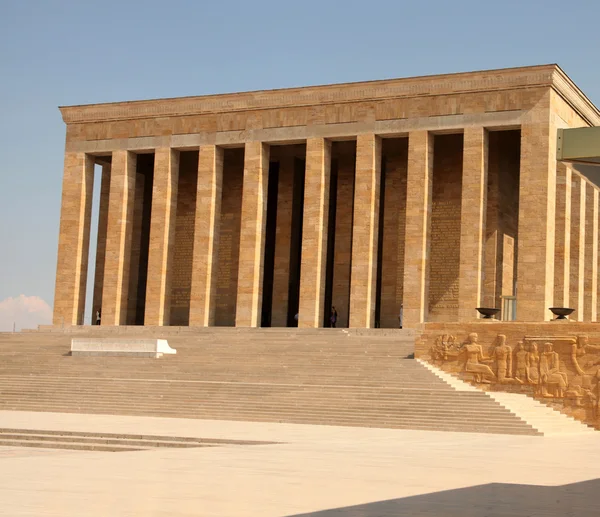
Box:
286, 478, 600, 516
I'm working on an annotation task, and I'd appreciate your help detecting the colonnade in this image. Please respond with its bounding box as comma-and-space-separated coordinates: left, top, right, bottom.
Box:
54, 120, 591, 328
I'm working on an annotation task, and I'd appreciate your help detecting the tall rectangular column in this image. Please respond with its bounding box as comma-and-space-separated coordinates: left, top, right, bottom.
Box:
458, 127, 488, 321
569, 176, 585, 320
403, 131, 433, 328
53, 152, 95, 326
593, 189, 599, 322
189, 145, 224, 326
517, 96, 556, 321
145, 148, 179, 326
584, 183, 597, 321
101, 151, 137, 325
236, 142, 270, 327
349, 134, 382, 328
553, 164, 571, 307
298, 138, 331, 327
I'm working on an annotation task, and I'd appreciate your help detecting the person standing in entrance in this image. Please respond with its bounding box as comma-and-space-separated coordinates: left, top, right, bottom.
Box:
398, 304, 403, 329
330, 306, 338, 328
95, 308, 101, 326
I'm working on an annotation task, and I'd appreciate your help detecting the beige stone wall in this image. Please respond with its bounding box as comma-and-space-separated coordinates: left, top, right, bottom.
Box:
169, 152, 198, 326
215, 149, 244, 326
379, 138, 408, 328
428, 134, 463, 321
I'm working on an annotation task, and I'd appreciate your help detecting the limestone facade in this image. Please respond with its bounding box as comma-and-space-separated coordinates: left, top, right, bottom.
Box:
53, 65, 600, 328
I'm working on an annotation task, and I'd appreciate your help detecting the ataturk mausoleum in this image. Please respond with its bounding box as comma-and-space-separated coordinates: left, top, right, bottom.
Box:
53, 64, 600, 330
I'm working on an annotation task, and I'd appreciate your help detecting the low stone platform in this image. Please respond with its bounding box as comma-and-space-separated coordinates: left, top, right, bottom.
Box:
70, 338, 177, 358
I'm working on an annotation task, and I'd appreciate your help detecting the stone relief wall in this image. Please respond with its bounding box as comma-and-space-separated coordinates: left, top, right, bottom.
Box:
417, 323, 600, 429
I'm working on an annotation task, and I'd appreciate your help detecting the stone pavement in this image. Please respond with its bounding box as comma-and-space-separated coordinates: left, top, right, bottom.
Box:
0, 411, 600, 516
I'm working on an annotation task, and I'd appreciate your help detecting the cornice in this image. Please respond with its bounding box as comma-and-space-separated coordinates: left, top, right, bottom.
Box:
60, 65, 559, 124
551, 67, 600, 127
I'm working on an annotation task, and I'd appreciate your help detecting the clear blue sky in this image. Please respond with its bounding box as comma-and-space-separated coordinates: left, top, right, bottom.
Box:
0, 0, 599, 325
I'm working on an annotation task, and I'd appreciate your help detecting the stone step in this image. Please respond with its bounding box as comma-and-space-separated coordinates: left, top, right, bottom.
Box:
0, 400, 525, 423
0, 438, 146, 452
0, 433, 213, 449
0, 428, 270, 446
0, 404, 540, 435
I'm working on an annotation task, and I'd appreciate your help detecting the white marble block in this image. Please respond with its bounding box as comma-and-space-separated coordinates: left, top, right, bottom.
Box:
71, 338, 177, 358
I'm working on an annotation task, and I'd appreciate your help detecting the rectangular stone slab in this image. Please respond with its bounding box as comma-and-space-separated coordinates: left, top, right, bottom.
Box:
71, 339, 177, 358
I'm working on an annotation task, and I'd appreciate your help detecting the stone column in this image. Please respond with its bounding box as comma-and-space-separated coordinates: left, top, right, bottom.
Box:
458, 127, 488, 321
593, 189, 599, 322
101, 151, 137, 326
236, 142, 270, 327
144, 148, 179, 326
349, 134, 382, 328
553, 164, 571, 308
569, 176, 585, 320
298, 138, 331, 328
584, 184, 597, 321
91, 162, 111, 323
403, 131, 433, 328
517, 96, 556, 321
189, 145, 224, 326
53, 152, 95, 326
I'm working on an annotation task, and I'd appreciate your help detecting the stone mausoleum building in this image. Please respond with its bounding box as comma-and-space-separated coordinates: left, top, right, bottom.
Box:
53, 64, 600, 329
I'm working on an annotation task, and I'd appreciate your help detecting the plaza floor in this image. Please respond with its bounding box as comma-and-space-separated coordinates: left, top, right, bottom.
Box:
0, 410, 599, 516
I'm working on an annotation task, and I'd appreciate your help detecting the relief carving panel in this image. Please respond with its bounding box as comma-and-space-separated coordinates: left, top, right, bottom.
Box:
425, 331, 600, 429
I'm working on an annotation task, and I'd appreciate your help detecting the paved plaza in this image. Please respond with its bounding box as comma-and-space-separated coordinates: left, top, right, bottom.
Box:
0, 411, 599, 516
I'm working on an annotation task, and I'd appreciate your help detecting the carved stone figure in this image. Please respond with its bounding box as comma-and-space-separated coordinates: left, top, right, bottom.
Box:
492, 334, 522, 384
539, 342, 568, 397
431, 334, 460, 363
527, 342, 540, 385
514, 341, 529, 383
571, 335, 600, 376
463, 333, 495, 384
564, 385, 584, 407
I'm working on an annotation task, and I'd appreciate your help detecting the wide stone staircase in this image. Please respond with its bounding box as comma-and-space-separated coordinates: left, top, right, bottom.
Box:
0, 327, 542, 435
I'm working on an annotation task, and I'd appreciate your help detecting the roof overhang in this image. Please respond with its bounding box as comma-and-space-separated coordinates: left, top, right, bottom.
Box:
557, 127, 600, 166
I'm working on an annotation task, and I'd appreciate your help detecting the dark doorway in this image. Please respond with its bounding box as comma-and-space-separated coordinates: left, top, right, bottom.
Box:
286, 158, 306, 327
127, 153, 154, 325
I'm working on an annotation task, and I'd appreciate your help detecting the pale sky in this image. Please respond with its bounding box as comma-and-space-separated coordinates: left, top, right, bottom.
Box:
0, 0, 599, 329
